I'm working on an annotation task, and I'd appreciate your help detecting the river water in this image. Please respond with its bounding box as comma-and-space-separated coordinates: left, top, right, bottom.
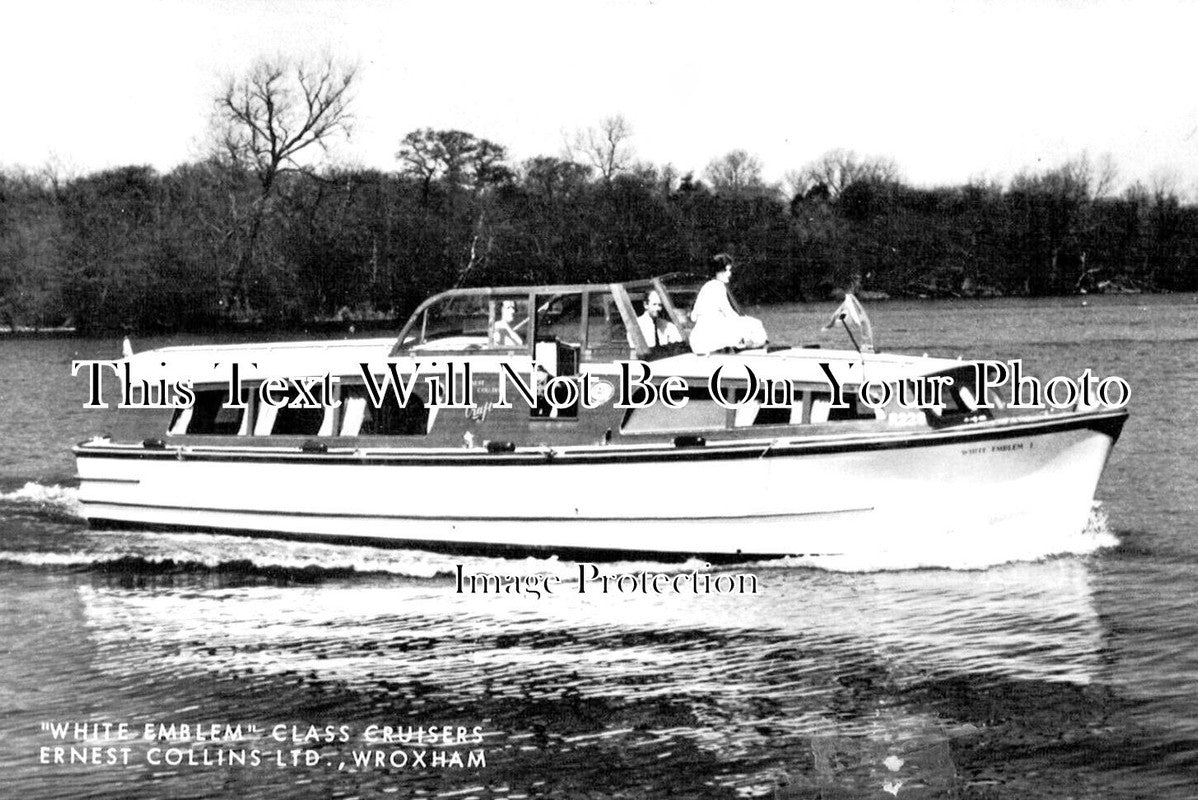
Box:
1, 294, 1195, 799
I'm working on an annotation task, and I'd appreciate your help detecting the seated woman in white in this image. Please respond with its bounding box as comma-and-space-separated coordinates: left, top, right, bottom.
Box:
688, 255, 767, 354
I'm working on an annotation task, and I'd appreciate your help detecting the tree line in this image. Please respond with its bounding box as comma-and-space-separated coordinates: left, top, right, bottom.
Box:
0, 59, 1194, 333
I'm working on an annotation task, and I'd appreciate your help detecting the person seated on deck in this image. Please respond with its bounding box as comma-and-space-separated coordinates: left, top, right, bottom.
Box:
637, 290, 683, 349
688, 254, 768, 354
490, 299, 524, 347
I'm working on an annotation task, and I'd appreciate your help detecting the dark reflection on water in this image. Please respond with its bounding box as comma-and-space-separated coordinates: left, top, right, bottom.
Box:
1, 294, 1196, 798
3, 546, 1189, 799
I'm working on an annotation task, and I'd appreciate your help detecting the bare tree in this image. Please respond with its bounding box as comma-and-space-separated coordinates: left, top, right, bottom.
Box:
217, 56, 355, 189
212, 56, 356, 312
1062, 152, 1119, 200
1147, 167, 1179, 201
37, 152, 79, 198
782, 168, 815, 201
796, 149, 900, 199
568, 115, 634, 183
704, 150, 767, 195
1092, 153, 1119, 199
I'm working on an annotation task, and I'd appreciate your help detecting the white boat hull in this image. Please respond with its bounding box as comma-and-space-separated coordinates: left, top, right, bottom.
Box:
75, 412, 1124, 559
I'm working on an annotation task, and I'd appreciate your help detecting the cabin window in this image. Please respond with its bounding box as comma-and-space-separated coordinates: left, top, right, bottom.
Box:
752, 405, 794, 426
624, 287, 690, 353
340, 385, 429, 436
584, 291, 632, 353
922, 367, 994, 422
621, 389, 727, 434
930, 386, 965, 417
657, 275, 700, 320
485, 295, 531, 350
251, 384, 333, 436
534, 293, 583, 345
829, 392, 881, 421
181, 390, 245, 435
415, 296, 487, 348
272, 385, 328, 436
730, 383, 801, 427
809, 391, 880, 423
408, 294, 530, 352
928, 384, 990, 422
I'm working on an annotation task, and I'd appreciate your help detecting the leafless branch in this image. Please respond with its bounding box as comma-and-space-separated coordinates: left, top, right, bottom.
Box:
215, 56, 356, 190
570, 115, 634, 182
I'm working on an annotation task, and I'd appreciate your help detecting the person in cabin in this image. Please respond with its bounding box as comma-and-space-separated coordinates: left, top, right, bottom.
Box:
688, 253, 768, 354
491, 299, 524, 346
637, 289, 683, 348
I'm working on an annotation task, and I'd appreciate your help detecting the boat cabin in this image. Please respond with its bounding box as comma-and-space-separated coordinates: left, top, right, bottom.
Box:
392, 275, 693, 361
138, 276, 1001, 450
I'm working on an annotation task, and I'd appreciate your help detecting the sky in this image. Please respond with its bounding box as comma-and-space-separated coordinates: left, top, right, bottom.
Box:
4, 0, 1198, 194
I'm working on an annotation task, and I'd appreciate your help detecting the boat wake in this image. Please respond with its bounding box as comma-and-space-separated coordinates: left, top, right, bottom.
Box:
756, 502, 1119, 572
0, 480, 82, 520
0, 481, 1119, 577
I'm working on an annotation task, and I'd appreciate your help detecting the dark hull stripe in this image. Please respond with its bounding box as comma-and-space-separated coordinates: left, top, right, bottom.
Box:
79, 500, 874, 523
74, 411, 1127, 467
83, 519, 821, 562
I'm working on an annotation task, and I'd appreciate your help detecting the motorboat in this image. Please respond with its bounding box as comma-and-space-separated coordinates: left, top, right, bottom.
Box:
73, 276, 1128, 560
